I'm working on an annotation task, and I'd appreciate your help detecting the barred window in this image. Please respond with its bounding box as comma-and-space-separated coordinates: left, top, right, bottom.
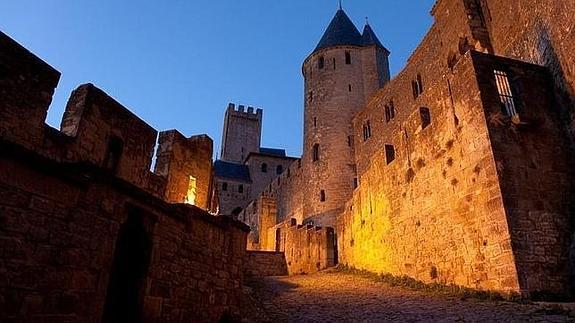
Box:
494, 70, 518, 116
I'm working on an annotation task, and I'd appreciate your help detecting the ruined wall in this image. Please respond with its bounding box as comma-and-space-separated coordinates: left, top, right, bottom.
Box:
240, 195, 277, 251
244, 251, 288, 277
0, 31, 250, 322
155, 131, 213, 210
472, 52, 574, 297
481, 0, 575, 138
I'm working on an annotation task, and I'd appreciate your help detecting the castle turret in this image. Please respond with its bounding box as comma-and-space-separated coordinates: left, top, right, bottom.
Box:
301, 8, 390, 226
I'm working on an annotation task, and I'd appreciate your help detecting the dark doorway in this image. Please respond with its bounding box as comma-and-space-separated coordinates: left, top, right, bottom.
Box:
231, 207, 243, 218
102, 210, 154, 323
275, 228, 282, 252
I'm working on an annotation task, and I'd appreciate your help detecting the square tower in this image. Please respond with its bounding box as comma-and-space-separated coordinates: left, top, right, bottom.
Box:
220, 103, 263, 163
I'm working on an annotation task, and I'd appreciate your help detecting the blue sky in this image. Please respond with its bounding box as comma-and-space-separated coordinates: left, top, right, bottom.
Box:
0, 0, 435, 157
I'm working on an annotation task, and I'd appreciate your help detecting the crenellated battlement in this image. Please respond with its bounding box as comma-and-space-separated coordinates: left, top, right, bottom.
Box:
226, 102, 263, 120
0, 31, 214, 207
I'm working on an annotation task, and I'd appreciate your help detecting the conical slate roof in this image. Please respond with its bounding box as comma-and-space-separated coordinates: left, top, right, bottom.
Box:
314, 9, 363, 53
362, 24, 384, 48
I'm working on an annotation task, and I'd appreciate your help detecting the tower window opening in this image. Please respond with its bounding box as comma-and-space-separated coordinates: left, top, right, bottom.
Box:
353, 178, 358, 189
308, 91, 313, 103
347, 135, 352, 147
385, 106, 391, 123
320, 190, 326, 202
345, 51, 351, 65
185, 175, 197, 205
385, 144, 396, 165
222, 182, 228, 191
348, 84, 352, 92
420, 107, 431, 129
412, 74, 424, 99
261, 163, 268, 173
276, 165, 283, 175
494, 70, 519, 116
390, 100, 396, 119
318, 56, 325, 69
333, 58, 336, 69
105, 136, 124, 173
238, 184, 244, 194
312, 144, 320, 162
313, 117, 317, 127
417, 74, 424, 94
362, 121, 372, 141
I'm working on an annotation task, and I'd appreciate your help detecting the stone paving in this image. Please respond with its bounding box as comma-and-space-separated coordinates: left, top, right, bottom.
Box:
243, 269, 575, 322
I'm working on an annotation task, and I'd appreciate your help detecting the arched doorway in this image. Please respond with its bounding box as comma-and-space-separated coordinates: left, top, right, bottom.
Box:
102, 210, 154, 323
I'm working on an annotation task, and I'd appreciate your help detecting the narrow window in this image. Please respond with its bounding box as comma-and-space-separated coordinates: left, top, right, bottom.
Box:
420, 107, 431, 129
390, 100, 396, 119
313, 117, 317, 127
276, 165, 283, 175
105, 136, 124, 173
345, 51, 351, 65
385, 144, 395, 164
385, 105, 391, 123
261, 163, 268, 173
308, 91, 313, 103
353, 178, 358, 189
347, 135, 352, 147
312, 144, 320, 162
238, 184, 244, 193
318, 56, 325, 69
494, 70, 518, 116
287, 168, 291, 177
222, 182, 228, 191
185, 176, 197, 205
333, 58, 336, 70
412, 81, 419, 99
417, 74, 424, 94
362, 121, 372, 141
320, 190, 326, 202
348, 84, 352, 92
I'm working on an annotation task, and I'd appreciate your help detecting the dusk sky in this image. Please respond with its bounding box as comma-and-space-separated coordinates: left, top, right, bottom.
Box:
0, 0, 435, 157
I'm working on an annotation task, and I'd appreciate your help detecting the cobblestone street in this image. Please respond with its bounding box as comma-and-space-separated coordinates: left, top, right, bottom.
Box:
243, 270, 575, 322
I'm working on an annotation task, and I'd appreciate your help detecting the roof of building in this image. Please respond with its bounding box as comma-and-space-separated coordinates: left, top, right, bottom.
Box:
313, 9, 387, 54
362, 24, 387, 51
259, 147, 287, 157
314, 9, 363, 53
214, 160, 251, 182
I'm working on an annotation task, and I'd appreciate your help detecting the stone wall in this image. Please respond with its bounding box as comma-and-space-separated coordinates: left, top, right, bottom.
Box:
0, 31, 250, 322
244, 153, 297, 202
481, 0, 575, 138
274, 221, 336, 275
155, 131, 213, 210
220, 103, 262, 163
244, 251, 288, 277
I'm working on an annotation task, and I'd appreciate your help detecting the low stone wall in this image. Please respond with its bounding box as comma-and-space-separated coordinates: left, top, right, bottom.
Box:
244, 251, 288, 277
273, 221, 336, 275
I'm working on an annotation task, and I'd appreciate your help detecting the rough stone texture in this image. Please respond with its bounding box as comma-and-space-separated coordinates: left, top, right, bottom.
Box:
480, 0, 575, 139
0, 31, 249, 322
215, 177, 251, 216
244, 153, 298, 202
244, 251, 288, 277
220, 103, 262, 163
338, 0, 574, 295
240, 195, 278, 251
301, 44, 389, 227
154, 131, 213, 210
247, 270, 575, 322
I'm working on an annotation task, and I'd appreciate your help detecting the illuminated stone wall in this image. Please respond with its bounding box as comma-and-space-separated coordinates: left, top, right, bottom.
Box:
0, 31, 249, 322
244, 251, 288, 277
155, 131, 214, 210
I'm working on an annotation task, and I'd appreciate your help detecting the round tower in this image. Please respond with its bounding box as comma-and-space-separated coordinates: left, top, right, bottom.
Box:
301, 8, 390, 227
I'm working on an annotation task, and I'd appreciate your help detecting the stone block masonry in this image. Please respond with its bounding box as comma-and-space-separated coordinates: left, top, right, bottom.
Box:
0, 30, 250, 322
244, 251, 288, 277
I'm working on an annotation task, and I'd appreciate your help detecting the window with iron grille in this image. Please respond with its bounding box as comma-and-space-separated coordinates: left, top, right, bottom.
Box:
494, 70, 518, 116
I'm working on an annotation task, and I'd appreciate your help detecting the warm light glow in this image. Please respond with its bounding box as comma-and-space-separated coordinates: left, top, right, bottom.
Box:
185, 175, 197, 205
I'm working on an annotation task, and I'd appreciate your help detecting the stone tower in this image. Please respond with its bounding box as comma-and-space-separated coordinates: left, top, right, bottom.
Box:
220, 103, 263, 163
301, 8, 390, 226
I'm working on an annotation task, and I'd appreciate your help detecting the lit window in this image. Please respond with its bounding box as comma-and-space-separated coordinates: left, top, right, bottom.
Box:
185, 175, 197, 205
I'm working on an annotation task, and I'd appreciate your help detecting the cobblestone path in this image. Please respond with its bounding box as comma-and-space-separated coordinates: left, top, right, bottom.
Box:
243, 269, 574, 322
